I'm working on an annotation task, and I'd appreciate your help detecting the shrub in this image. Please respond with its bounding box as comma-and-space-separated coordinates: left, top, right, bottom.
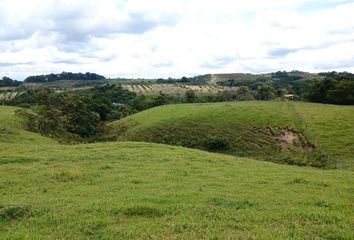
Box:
181, 137, 198, 148
0, 205, 31, 220
310, 147, 332, 168
15, 108, 41, 132
185, 90, 196, 103
204, 136, 230, 151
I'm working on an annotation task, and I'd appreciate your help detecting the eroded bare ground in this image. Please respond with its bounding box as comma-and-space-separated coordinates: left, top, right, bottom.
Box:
274, 127, 315, 152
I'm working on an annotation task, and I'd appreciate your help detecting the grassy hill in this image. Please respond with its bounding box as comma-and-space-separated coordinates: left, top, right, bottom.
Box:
0, 106, 353, 239
107, 101, 354, 168
208, 71, 322, 84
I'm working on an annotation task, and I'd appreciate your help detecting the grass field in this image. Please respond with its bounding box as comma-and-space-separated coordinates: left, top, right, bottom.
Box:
0, 105, 353, 239
108, 101, 354, 168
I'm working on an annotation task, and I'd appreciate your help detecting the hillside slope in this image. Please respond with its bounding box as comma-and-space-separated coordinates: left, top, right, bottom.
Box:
1, 105, 353, 239
107, 101, 354, 168
0, 106, 56, 145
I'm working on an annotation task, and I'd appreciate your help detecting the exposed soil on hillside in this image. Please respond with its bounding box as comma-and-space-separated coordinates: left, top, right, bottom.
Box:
274, 128, 315, 152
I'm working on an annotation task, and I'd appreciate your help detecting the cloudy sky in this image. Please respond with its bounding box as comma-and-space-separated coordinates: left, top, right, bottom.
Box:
0, 0, 354, 80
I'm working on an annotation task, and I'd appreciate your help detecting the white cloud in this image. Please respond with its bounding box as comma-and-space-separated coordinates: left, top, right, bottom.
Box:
0, 0, 354, 80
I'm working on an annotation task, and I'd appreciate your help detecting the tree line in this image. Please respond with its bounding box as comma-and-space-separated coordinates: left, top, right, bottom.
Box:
0, 77, 22, 87
10, 85, 135, 141
217, 71, 310, 96
24, 72, 105, 82
305, 73, 354, 105
217, 71, 354, 105
156, 75, 210, 85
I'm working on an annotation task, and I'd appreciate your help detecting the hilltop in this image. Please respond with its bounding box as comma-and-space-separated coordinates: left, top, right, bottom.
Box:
107, 101, 354, 168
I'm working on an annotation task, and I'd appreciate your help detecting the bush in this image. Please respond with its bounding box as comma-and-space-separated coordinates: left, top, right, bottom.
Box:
310, 147, 332, 168
204, 136, 230, 151
15, 108, 39, 132
0, 205, 31, 220
185, 90, 196, 103
181, 137, 198, 148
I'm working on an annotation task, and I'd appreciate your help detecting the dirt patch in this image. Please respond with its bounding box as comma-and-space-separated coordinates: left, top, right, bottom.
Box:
275, 128, 315, 152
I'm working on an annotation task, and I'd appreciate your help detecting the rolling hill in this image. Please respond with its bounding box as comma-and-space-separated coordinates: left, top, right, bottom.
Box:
207, 71, 322, 84
107, 101, 354, 168
0, 105, 353, 239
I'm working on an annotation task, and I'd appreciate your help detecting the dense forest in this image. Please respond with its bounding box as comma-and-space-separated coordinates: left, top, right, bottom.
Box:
216, 71, 354, 104
24, 72, 106, 82
305, 72, 354, 105
12, 85, 135, 141
0, 76, 22, 87
217, 71, 313, 95
156, 75, 210, 85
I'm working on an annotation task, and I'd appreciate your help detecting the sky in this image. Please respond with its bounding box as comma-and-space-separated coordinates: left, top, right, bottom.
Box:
0, 0, 354, 80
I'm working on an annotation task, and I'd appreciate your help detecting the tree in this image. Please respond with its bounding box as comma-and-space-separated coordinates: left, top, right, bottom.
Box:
24, 72, 106, 82
185, 90, 196, 103
256, 85, 276, 100
1, 76, 12, 81
236, 86, 255, 100
152, 92, 169, 106
305, 78, 336, 103
181, 77, 188, 83
0, 76, 21, 87
327, 80, 354, 105
131, 94, 151, 111
91, 96, 113, 121
305, 77, 354, 105
216, 90, 237, 102
36, 106, 68, 135
59, 94, 100, 137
